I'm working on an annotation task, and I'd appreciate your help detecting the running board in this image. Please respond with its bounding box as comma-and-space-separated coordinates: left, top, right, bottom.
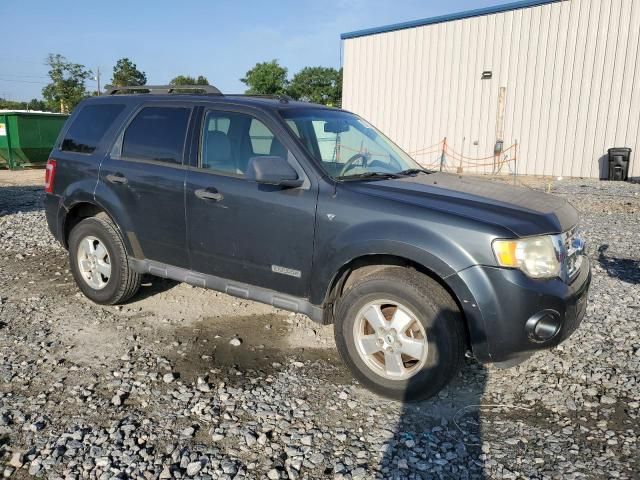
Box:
129, 258, 324, 323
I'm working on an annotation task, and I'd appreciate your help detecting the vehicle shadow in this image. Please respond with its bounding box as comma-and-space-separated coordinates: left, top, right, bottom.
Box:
0, 185, 44, 215
126, 275, 181, 303
377, 305, 487, 479
377, 363, 487, 479
597, 244, 640, 285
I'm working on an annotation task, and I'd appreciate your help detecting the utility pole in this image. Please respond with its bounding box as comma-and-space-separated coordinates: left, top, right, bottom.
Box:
94, 67, 101, 95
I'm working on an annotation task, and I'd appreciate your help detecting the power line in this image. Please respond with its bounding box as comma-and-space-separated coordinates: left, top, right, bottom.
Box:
0, 78, 48, 85
0, 56, 48, 66
95, 66, 101, 95
0, 73, 50, 79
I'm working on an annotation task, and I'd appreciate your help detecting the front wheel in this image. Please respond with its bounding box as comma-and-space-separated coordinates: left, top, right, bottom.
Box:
334, 267, 466, 401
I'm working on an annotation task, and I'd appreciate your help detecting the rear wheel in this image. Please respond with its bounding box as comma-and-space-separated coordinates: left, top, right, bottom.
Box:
68, 214, 141, 304
334, 266, 465, 401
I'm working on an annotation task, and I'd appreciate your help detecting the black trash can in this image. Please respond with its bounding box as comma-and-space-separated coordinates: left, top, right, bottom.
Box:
607, 148, 631, 181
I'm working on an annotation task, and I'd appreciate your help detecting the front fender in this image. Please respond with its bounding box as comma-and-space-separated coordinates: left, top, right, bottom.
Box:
310, 219, 476, 305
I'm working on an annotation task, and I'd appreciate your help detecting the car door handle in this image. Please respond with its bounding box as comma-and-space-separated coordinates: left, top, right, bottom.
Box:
106, 173, 128, 185
195, 188, 223, 202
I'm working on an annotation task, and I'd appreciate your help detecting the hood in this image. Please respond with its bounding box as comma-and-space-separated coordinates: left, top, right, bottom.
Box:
349, 173, 578, 237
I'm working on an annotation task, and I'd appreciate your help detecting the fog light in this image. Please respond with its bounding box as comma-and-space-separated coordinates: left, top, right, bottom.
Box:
525, 310, 561, 342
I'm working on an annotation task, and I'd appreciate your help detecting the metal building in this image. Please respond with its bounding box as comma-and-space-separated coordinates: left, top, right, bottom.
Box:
341, 0, 640, 178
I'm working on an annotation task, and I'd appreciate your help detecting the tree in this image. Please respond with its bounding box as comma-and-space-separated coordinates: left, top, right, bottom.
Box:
0, 98, 47, 111
195, 75, 209, 85
111, 58, 147, 87
27, 98, 47, 111
241, 60, 288, 95
288, 66, 342, 105
169, 75, 209, 85
0, 98, 25, 110
335, 67, 343, 105
42, 54, 92, 113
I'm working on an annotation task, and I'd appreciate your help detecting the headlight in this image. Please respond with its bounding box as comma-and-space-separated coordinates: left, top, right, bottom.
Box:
492, 235, 561, 279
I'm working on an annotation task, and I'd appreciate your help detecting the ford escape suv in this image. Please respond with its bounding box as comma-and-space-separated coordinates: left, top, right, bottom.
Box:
44, 84, 591, 401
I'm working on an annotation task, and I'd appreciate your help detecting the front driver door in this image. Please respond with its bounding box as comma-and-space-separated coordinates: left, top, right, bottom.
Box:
185, 106, 317, 298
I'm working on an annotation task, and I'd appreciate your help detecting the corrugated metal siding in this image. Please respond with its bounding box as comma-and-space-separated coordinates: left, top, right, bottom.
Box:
342, 0, 640, 178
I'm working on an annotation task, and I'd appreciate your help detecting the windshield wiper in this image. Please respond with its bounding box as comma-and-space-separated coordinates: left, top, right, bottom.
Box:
396, 168, 433, 176
338, 171, 402, 181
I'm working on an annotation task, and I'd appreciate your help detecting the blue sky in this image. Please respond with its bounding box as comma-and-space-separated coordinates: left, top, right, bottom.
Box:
1, 0, 507, 101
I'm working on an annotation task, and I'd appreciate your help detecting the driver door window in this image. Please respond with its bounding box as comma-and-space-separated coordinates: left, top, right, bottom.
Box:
201, 111, 288, 176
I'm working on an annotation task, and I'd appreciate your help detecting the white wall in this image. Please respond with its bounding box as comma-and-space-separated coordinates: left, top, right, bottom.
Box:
342, 0, 640, 178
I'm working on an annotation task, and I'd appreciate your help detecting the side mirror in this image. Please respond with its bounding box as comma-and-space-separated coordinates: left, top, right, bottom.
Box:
246, 156, 303, 188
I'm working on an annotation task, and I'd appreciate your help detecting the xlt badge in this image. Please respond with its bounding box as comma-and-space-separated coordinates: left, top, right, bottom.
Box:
272, 265, 302, 278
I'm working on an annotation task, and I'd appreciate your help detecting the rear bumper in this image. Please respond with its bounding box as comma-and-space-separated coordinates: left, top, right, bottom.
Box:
44, 193, 64, 245
447, 256, 591, 364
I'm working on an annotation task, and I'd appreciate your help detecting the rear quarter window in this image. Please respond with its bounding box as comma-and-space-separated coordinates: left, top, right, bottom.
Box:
121, 106, 191, 164
61, 104, 125, 153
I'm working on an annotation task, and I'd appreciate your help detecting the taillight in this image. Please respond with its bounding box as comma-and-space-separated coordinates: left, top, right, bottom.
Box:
44, 159, 57, 193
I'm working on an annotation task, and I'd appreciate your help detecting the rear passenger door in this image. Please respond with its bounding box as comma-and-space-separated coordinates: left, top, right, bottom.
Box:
97, 103, 194, 268
185, 106, 318, 298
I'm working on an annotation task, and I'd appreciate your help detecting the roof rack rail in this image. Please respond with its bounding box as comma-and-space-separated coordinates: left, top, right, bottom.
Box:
106, 84, 222, 96
225, 93, 292, 103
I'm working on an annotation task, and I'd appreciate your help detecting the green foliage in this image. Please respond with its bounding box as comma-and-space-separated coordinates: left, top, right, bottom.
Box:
111, 58, 147, 87
288, 67, 342, 105
28, 98, 47, 110
170, 75, 209, 85
240, 60, 288, 95
0, 98, 47, 111
42, 54, 92, 113
240, 60, 342, 104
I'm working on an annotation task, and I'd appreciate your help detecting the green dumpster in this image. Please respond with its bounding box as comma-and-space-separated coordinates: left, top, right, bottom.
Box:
0, 111, 69, 169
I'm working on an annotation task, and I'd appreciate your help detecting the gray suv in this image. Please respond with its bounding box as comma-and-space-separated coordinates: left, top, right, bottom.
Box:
44, 85, 591, 401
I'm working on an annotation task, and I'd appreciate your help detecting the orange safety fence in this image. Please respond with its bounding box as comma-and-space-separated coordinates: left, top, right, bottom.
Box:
408, 138, 518, 172
444, 156, 516, 169
322, 137, 519, 176
445, 143, 516, 161
410, 148, 441, 156
418, 158, 514, 170
337, 144, 390, 158
407, 140, 443, 155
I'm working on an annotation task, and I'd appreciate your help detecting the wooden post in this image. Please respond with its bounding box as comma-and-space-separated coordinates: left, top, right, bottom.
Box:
513, 139, 518, 185
457, 136, 465, 174
496, 87, 507, 176
440, 137, 447, 172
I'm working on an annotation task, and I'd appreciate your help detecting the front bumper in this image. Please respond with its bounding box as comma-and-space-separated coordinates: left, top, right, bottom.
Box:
447, 256, 591, 364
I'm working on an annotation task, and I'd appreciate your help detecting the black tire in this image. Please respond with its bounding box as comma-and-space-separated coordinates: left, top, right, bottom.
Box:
334, 266, 466, 402
68, 213, 142, 305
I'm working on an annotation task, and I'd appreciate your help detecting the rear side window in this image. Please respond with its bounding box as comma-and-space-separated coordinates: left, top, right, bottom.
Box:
61, 104, 125, 153
121, 106, 191, 164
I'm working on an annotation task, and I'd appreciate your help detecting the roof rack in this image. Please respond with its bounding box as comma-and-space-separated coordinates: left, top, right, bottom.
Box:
225, 93, 292, 103
106, 84, 222, 96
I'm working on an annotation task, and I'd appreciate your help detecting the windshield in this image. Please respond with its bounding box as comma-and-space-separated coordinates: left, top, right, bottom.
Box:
281, 108, 424, 180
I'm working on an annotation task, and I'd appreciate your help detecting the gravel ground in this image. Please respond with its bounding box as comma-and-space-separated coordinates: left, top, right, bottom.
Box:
0, 172, 638, 479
